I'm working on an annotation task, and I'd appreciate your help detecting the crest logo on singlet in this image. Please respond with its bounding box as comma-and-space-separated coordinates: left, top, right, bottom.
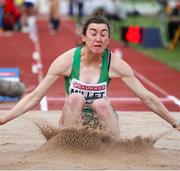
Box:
69, 78, 107, 103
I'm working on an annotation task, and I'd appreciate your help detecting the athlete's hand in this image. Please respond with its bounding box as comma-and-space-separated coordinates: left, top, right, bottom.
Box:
0, 116, 6, 125
173, 119, 180, 132
176, 125, 180, 132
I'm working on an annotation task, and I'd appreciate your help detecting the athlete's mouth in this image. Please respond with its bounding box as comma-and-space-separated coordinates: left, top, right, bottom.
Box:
94, 45, 102, 48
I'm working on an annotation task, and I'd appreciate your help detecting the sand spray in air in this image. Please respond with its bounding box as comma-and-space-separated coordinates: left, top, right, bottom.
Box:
32, 118, 162, 154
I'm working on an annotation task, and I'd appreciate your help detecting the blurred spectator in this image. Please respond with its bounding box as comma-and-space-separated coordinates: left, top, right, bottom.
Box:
3, 0, 21, 31
166, 0, 180, 15
14, 0, 24, 31
21, 0, 38, 33
111, 0, 127, 20
92, 0, 126, 21
68, 0, 74, 16
49, 0, 60, 34
15, 0, 24, 6
167, 0, 180, 41
75, 0, 84, 24
93, 7, 106, 17
0, 0, 4, 33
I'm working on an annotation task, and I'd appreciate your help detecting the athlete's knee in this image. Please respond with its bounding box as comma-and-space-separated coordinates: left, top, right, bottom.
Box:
92, 98, 112, 116
67, 93, 85, 109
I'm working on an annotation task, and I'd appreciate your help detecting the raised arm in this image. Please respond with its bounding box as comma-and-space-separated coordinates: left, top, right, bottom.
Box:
109, 53, 180, 131
0, 48, 74, 125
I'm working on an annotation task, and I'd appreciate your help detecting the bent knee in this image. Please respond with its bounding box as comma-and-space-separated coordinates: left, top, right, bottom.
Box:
92, 98, 112, 114
67, 93, 85, 108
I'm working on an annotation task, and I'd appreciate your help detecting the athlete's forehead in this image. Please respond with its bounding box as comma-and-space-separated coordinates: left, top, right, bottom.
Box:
87, 23, 109, 32
82, 16, 111, 37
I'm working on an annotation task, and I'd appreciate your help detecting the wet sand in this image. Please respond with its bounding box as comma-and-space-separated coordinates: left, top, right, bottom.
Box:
0, 110, 180, 170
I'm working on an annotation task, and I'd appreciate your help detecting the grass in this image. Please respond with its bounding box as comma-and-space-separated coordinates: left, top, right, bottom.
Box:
112, 15, 180, 71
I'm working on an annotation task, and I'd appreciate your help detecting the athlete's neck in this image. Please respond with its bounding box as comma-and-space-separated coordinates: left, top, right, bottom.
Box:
81, 47, 103, 65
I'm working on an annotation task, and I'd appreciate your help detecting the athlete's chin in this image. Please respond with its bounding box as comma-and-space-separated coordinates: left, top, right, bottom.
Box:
91, 48, 104, 54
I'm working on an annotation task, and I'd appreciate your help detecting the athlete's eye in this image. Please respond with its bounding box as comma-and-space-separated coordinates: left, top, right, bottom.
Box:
90, 31, 96, 36
101, 31, 108, 37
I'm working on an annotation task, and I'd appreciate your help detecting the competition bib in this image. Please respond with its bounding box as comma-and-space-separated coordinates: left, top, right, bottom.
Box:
69, 78, 107, 104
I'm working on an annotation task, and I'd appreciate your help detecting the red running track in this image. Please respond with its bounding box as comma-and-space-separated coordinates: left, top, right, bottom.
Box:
0, 18, 179, 111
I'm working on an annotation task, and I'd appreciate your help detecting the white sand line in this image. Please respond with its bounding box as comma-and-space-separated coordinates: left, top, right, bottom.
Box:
47, 96, 175, 103
134, 70, 180, 106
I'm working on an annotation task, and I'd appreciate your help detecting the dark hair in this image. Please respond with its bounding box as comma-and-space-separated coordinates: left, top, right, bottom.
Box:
82, 15, 111, 37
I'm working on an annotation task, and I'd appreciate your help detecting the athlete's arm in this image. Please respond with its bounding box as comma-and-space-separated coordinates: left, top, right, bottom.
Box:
0, 48, 75, 125
109, 54, 179, 131
0, 75, 58, 125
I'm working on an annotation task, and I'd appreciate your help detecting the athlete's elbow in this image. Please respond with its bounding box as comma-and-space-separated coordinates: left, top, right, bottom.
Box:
31, 93, 43, 104
26, 91, 42, 105
141, 93, 157, 107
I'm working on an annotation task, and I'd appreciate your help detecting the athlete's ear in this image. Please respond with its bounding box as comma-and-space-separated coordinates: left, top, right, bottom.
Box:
82, 34, 86, 42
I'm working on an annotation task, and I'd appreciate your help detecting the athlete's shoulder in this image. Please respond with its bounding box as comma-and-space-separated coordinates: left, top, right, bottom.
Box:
109, 52, 134, 78
61, 47, 77, 57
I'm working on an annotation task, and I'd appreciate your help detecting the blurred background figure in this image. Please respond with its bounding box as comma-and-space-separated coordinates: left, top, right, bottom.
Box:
75, 0, 84, 25
165, 0, 180, 50
49, 0, 60, 34
0, 0, 4, 33
68, 0, 74, 16
166, 0, 180, 39
14, 0, 24, 31
2, 0, 21, 31
21, 0, 38, 34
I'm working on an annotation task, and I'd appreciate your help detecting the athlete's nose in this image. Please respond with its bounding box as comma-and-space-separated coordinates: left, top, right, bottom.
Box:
95, 33, 101, 41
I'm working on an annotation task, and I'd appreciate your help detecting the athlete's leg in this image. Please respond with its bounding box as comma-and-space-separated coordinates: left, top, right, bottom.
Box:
59, 93, 85, 128
92, 98, 120, 138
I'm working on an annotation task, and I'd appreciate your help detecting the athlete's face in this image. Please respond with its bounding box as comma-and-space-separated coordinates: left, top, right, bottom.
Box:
82, 23, 110, 54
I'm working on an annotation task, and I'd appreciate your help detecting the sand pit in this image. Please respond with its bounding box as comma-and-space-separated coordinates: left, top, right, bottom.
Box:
0, 110, 180, 170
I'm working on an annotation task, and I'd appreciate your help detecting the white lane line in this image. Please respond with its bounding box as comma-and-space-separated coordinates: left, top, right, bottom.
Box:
0, 96, 177, 110
167, 96, 180, 106
30, 23, 48, 111
47, 96, 174, 103
40, 96, 48, 112
133, 70, 169, 96
133, 70, 180, 106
